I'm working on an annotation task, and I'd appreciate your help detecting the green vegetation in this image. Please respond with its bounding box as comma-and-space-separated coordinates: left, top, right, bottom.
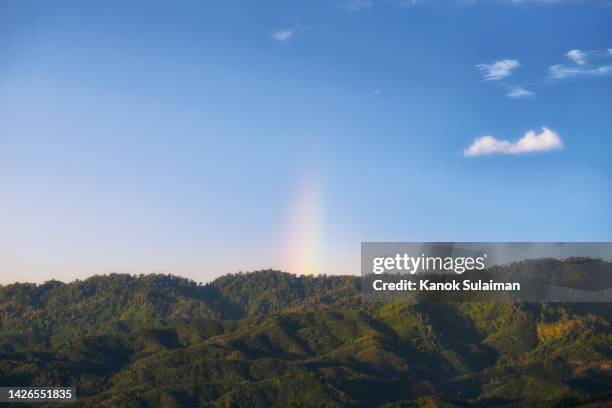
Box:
0, 266, 610, 407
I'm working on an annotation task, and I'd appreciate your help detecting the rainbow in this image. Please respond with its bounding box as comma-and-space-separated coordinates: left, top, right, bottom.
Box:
284, 172, 322, 276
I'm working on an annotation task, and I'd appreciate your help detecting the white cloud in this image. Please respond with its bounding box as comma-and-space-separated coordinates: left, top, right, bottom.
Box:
506, 85, 535, 99
398, 0, 587, 5
476, 59, 521, 81
272, 25, 305, 43
464, 127, 563, 157
508, 0, 585, 3
550, 64, 612, 79
272, 29, 295, 42
566, 49, 587, 65
364, 0, 605, 7
392, 0, 420, 6
337, 0, 372, 10
549, 48, 612, 79
346, 0, 602, 9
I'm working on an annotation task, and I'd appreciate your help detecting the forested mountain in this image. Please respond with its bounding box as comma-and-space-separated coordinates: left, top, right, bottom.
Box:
0, 263, 611, 407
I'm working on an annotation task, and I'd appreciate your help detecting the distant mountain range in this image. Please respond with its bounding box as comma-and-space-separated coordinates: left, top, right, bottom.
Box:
0, 260, 611, 407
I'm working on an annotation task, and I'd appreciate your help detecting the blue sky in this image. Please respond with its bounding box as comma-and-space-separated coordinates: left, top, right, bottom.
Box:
0, 0, 611, 282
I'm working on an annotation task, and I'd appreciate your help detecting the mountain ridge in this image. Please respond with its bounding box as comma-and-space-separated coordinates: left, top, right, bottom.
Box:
0, 263, 611, 406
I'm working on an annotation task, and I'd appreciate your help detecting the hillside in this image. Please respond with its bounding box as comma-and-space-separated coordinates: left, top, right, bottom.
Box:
0, 266, 611, 407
